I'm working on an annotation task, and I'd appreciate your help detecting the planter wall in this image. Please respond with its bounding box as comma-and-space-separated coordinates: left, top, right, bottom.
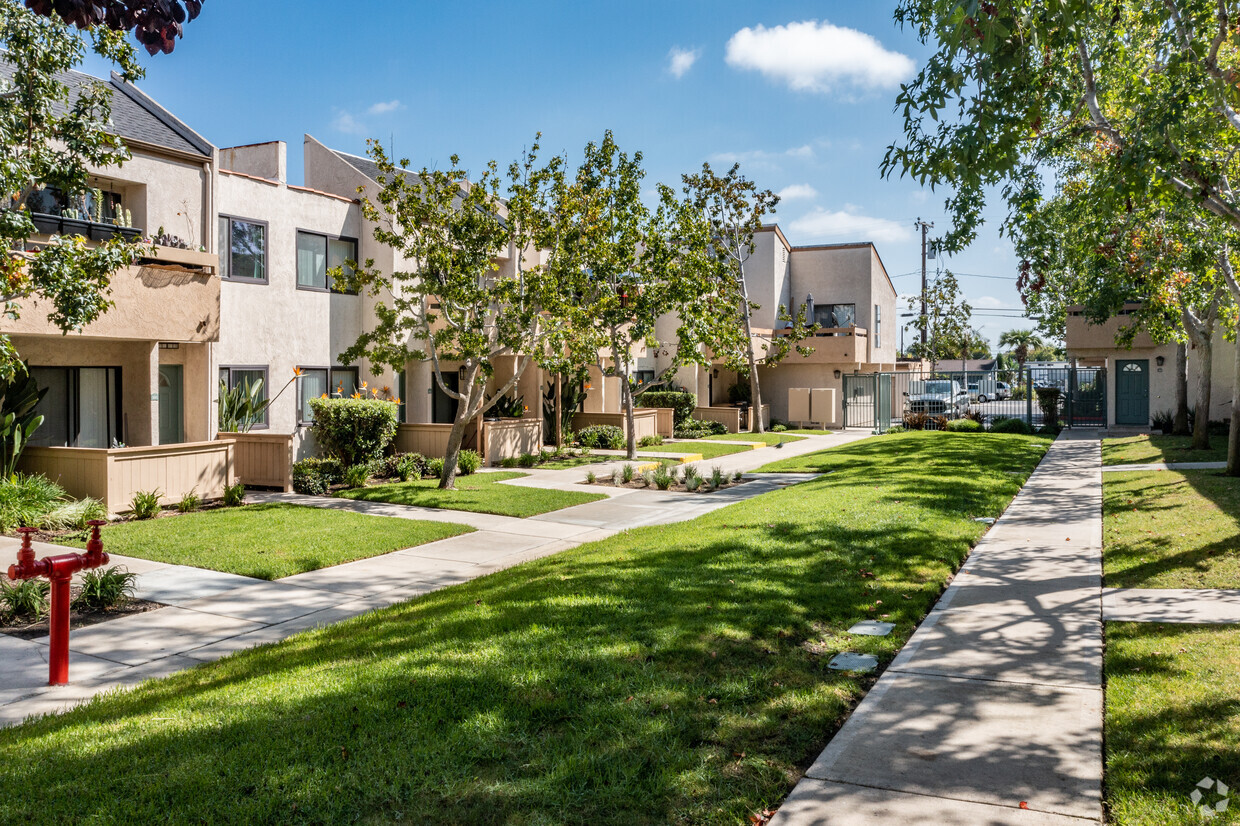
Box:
482, 418, 542, 466
571, 409, 659, 442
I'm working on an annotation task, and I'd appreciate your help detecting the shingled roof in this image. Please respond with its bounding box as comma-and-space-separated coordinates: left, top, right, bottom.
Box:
0, 62, 212, 157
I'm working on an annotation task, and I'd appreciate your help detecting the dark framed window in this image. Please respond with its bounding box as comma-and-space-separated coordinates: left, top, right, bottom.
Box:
297, 366, 360, 424
219, 215, 268, 283
633, 369, 655, 390
814, 303, 856, 329
28, 366, 123, 449
219, 365, 269, 427
296, 230, 357, 293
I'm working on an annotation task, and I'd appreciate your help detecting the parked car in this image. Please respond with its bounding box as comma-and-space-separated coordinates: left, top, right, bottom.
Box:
968, 377, 1005, 403
995, 381, 1011, 400
906, 380, 970, 417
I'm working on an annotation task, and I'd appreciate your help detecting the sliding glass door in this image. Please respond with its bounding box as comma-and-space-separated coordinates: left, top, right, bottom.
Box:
29, 367, 123, 448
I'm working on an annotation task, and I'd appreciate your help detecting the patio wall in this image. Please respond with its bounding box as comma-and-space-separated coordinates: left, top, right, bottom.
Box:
221, 431, 294, 491
572, 409, 659, 442
21, 440, 234, 513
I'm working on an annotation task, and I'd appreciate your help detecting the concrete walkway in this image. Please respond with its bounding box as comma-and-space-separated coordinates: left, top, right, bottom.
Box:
1103, 588, 1240, 623
772, 432, 1104, 825
1103, 461, 1226, 472
0, 431, 859, 727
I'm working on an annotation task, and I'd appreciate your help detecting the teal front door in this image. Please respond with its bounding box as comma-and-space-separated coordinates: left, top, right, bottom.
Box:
1115, 359, 1149, 426
158, 364, 184, 444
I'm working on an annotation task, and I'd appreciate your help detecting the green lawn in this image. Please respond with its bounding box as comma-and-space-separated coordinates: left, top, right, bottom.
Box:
339, 471, 606, 517
699, 432, 808, 445
1104, 470, 1240, 589
1106, 623, 1240, 825
65, 503, 471, 580
1103, 434, 1228, 466
0, 431, 1049, 824
787, 429, 837, 435
535, 453, 610, 469
638, 441, 753, 459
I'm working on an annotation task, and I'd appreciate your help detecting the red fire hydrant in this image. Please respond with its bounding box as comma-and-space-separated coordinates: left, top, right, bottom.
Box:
7, 520, 109, 685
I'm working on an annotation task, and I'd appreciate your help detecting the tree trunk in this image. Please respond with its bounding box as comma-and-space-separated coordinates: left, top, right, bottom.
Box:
1173, 342, 1190, 435
439, 366, 478, 490
1192, 336, 1213, 450
1230, 338, 1240, 475
735, 261, 765, 434
622, 370, 637, 460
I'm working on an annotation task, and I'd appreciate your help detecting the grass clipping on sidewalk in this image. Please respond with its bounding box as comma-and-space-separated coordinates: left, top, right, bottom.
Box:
0, 432, 1049, 824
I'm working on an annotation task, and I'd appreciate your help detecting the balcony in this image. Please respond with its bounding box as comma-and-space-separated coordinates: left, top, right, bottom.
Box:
757, 326, 869, 364
1065, 305, 1157, 352
1, 243, 220, 343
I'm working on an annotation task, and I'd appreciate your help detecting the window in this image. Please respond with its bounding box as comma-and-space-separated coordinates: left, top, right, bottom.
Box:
219, 216, 267, 282
297, 366, 360, 423
874, 304, 881, 349
219, 365, 269, 427
296, 230, 357, 292
814, 303, 856, 329
633, 370, 655, 390
28, 367, 122, 448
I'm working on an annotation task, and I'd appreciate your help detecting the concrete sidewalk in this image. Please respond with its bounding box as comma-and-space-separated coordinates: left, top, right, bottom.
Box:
772, 432, 1104, 825
0, 432, 862, 727
1103, 588, 1240, 623
1102, 460, 1226, 472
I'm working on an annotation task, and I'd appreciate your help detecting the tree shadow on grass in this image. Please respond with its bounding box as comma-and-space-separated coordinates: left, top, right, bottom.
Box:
0, 433, 1052, 825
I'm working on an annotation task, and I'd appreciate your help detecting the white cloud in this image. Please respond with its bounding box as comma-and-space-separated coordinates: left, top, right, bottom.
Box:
788, 207, 913, 245
331, 110, 367, 136
725, 20, 915, 95
709, 144, 815, 168
973, 295, 1005, 309
667, 47, 700, 79
778, 183, 818, 201
367, 100, 402, 115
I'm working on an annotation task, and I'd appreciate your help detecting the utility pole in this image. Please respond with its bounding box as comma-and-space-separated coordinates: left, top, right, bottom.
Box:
915, 218, 934, 346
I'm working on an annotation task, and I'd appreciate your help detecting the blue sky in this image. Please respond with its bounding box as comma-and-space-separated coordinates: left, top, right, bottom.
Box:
95, 0, 1037, 350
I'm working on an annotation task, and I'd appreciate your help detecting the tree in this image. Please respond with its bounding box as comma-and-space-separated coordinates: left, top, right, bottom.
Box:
544, 132, 738, 459
884, 1, 1240, 471
23, 0, 203, 53
998, 330, 1043, 373
905, 271, 972, 370
341, 140, 559, 489
681, 162, 814, 433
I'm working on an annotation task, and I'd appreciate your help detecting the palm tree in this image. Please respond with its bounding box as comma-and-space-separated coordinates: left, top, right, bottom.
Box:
998, 329, 1044, 371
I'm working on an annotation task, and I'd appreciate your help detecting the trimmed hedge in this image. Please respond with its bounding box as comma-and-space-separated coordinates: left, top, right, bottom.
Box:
945, 418, 982, 433
674, 418, 727, 439
578, 424, 624, 450
636, 390, 696, 428
292, 457, 344, 495
308, 398, 398, 467
990, 417, 1033, 435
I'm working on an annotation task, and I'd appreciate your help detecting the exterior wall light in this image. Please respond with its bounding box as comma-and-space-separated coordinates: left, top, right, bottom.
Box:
833, 369, 842, 379
1155, 355, 1165, 367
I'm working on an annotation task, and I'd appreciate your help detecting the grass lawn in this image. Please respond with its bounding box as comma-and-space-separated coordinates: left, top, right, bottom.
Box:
1105, 623, 1240, 825
339, 471, 606, 517
535, 453, 610, 469
1102, 434, 1228, 466
699, 432, 808, 446
787, 429, 837, 435
1104, 470, 1240, 589
638, 441, 753, 459
0, 431, 1049, 824
65, 503, 471, 580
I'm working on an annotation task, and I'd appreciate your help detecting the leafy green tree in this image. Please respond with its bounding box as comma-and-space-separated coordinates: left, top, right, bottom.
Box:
905, 271, 972, 369
341, 140, 561, 489
997, 330, 1043, 373
681, 162, 814, 433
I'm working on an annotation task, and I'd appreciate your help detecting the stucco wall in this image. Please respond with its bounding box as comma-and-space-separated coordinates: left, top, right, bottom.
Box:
88, 147, 210, 248
758, 361, 844, 426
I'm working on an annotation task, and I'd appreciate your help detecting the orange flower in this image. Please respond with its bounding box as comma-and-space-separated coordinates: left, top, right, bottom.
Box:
319, 393, 327, 399
292, 367, 303, 377
393, 397, 401, 404
351, 392, 362, 399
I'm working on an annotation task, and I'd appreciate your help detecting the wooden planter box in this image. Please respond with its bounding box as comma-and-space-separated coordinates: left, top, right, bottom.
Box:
571, 409, 659, 442
218, 431, 294, 491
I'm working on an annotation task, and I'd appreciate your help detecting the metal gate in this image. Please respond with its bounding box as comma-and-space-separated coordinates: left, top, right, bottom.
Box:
844, 367, 1106, 432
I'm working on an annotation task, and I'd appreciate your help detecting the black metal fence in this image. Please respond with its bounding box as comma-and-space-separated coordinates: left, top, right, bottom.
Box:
842, 367, 1106, 432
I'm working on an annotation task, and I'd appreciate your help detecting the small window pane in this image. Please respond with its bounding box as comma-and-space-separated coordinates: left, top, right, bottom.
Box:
218, 217, 230, 278
328, 238, 356, 292
299, 368, 328, 422
229, 220, 266, 280
297, 232, 327, 289
331, 368, 358, 398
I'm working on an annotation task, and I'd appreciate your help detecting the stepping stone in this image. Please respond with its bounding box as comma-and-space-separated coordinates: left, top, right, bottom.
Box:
847, 621, 894, 637
828, 652, 878, 673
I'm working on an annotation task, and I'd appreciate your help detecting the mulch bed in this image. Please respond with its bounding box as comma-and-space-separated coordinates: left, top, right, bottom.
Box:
580, 476, 752, 494
1, 589, 163, 640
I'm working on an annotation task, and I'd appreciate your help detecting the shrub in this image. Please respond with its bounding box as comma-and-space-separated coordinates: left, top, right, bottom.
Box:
577, 425, 624, 450
308, 397, 398, 467
675, 418, 727, 439
1034, 387, 1063, 427
683, 465, 702, 483
518, 453, 538, 468
732, 470, 744, 483
585, 470, 597, 484
0, 473, 66, 532
491, 393, 525, 419
292, 458, 345, 496
621, 463, 635, 483
343, 464, 371, 489
641, 470, 655, 487
990, 417, 1033, 435
176, 489, 201, 513
686, 476, 702, 492
129, 489, 162, 519
885, 424, 906, 434
771, 423, 787, 432
41, 497, 107, 531
72, 566, 137, 611
373, 453, 425, 480
710, 466, 724, 488
635, 390, 696, 428
500, 457, 520, 469
945, 418, 982, 433
1151, 409, 1174, 435
902, 412, 948, 431
638, 434, 663, 447
427, 457, 445, 479
396, 454, 424, 482
653, 466, 675, 490
0, 577, 49, 620
220, 482, 245, 507
964, 409, 984, 425
538, 449, 554, 463
612, 469, 625, 486
457, 449, 482, 475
